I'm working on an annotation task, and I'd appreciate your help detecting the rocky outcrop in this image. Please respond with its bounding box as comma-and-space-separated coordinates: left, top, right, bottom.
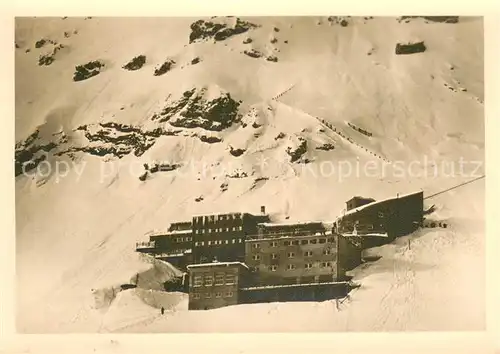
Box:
154, 59, 175, 76
15, 130, 58, 177
191, 57, 201, 65
152, 87, 242, 131
73, 60, 105, 82
35, 39, 47, 48
123, 55, 146, 71
286, 137, 308, 163
229, 147, 245, 157
316, 143, 335, 151
266, 56, 278, 62
395, 41, 426, 55
189, 18, 257, 43
199, 135, 223, 144
399, 16, 459, 23
243, 49, 263, 58
56, 122, 181, 159
275, 132, 286, 140
327, 16, 350, 27
38, 44, 65, 66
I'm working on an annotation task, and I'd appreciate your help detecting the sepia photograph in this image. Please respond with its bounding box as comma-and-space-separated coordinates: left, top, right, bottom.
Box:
13, 14, 487, 336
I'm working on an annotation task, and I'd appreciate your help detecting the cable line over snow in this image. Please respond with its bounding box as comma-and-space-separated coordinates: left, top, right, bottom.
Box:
424, 175, 485, 200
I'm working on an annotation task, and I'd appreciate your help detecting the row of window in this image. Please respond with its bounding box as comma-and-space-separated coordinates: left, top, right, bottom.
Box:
175, 237, 192, 243
192, 291, 234, 299
251, 249, 333, 261
257, 261, 334, 272
193, 273, 236, 287
194, 239, 244, 247
194, 214, 241, 223
194, 226, 243, 234
250, 237, 335, 249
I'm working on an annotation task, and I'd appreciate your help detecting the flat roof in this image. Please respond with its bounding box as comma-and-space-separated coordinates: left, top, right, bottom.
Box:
340, 190, 423, 218
187, 262, 249, 270
341, 232, 388, 238
240, 281, 348, 290
258, 221, 325, 228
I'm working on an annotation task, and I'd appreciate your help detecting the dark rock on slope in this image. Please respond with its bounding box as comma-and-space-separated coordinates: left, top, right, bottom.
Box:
154, 59, 175, 76
73, 60, 104, 81
395, 41, 426, 55
123, 55, 146, 71
399, 16, 459, 23
243, 49, 263, 58
229, 147, 246, 157
286, 138, 308, 163
316, 143, 335, 151
14, 130, 59, 177
189, 18, 257, 43
152, 87, 242, 131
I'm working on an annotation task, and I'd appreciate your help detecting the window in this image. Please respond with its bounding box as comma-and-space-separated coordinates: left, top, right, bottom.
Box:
251, 267, 258, 272
215, 292, 222, 298
292, 240, 299, 246
284, 241, 290, 246
215, 273, 225, 286
200, 241, 204, 246
304, 251, 313, 257
320, 262, 332, 268
195, 241, 199, 246
208, 228, 212, 233
288, 252, 295, 258
225, 274, 235, 285
232, 239, 236, 244
305, 263, 313, 269
310, 239, 317, 245
270, 265, 278, 271
368, 224, 374, 231
378, 211, 384, 218
252, 255, 261, 261
271, 241, 278, 247
204, 275, 213, 286
205, 292, 212, 299
319, 238, 326, 244
239, 239, 243, 243
193, 275, 202, 287
192, 293, 201, 299
301, 240, 308, 245
208, 241, 212, 246
323, 249, 332, 255
225, 240, 229, 245
327, 237, 334, 243
271, 253, 278, 259
287, 264, 296, 271
225, 291, 233, 298
238, 226, 243, 231
252, 243, 260, 249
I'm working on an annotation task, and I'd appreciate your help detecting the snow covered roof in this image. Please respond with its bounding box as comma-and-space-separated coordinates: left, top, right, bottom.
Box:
187, 262, 249, 270
341, 232, 388, 238
146, 229, 192, 237
167, 229, 192, 235
192, 211, 243, 218
240, 281, 348, 291
258, 221, 325, 228
339, 190, 424, 218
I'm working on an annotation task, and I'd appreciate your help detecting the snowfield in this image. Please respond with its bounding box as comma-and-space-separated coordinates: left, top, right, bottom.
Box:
14, 16, 484, 333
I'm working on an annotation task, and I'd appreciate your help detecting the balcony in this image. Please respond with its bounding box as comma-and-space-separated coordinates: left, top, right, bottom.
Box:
154, 249, 192, 259
135, 241, 156, 251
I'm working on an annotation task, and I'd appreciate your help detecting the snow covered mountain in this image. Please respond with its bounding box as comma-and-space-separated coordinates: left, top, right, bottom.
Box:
15, 16, 484, 333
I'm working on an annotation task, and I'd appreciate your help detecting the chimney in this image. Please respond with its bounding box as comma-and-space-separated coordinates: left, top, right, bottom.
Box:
260, 205, 266, 215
